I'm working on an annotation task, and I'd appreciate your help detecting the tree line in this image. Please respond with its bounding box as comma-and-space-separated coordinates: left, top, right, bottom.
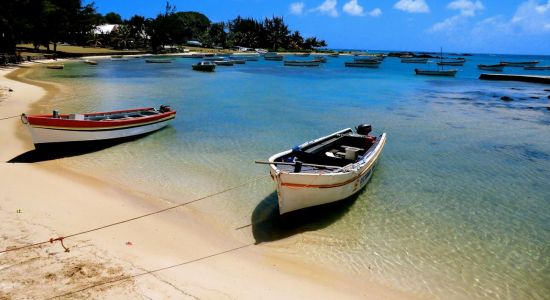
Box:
0, 1, 327, 54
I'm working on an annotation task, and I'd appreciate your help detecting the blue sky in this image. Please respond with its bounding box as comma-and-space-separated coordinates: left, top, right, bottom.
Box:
88, 0, 550, 55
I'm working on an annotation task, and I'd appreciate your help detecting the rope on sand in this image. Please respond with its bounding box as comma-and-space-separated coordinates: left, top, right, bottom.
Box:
0, 175, 268, 254
47, 243, 255, 299
0, 114, 21, 121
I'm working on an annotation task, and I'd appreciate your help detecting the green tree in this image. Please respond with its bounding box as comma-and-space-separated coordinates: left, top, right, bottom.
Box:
104, 12, 123, 24
264, 17, 289, 50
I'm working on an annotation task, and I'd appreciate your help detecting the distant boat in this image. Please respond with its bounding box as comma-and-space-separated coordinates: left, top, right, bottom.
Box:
295, 53, 310, 57
21, 105, 176, 148
83, 60, 98, 65
345, 61, 381, 68
257, 124, 386, 214
437, 60, 464, 66
478, 64, 505, 72
401, 57, 428, 63
500, 61, 538, 67
46, 64, 64, 69
284, 60, 321, 67
414, 68, 457, 76
192, 61, 216, 72
329, 53, 339, 57
353, 57, 380, 63
111, 55, 123, 58
145, 59, 172, 63
213, 60, 234, 66
264, 52, 283, 61
415, 48, 458, 77
314, 56, 327, 63
523, 65, 550, 70
230, 54, 259, 61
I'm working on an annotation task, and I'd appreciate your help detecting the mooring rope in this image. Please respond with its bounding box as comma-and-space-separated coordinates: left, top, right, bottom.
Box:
0, 114, 21, 121
47, 243, 254, 299
0, 175, 268, 254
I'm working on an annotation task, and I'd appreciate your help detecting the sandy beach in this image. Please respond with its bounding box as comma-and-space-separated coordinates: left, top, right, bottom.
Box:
0, 63, 413, 299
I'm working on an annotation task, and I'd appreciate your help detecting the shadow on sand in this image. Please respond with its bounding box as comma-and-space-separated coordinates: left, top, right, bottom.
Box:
250, 191, 360, 244
8, 134, 152, 163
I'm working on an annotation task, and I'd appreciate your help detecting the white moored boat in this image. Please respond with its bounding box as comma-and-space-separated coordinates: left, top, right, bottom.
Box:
22, 106, 176, 148
259, 125, 386, 214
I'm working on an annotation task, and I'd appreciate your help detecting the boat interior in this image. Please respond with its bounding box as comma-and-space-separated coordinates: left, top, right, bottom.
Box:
46, 107, 170, 122
84, 109, 160, 121
275, 131, 377, 173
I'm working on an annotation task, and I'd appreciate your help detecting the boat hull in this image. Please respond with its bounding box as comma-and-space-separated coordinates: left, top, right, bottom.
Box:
284, 61, 321, 67
345, 62, 380, 68
269, 131, 387, 214
415, 69, 457, 76
27, 117, 173, 146
524, 66, 550, 70
25, 108, 176, 146
500, 61, 538, 67
192, 64, 216, 71
401, 58, 428, 63
478, 65, 504, 71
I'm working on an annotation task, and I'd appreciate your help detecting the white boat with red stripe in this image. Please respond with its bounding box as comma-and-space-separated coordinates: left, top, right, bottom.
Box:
258, 124, 386, 214
21, 105, 176, 148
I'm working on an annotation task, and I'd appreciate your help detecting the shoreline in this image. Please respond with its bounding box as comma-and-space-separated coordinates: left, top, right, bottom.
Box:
0, 63, 414, 299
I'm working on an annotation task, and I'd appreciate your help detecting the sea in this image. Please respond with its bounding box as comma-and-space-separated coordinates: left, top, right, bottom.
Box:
27, 53, 550, 299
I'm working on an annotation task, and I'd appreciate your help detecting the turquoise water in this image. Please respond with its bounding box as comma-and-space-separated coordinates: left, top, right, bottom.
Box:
28, 54, 550, 299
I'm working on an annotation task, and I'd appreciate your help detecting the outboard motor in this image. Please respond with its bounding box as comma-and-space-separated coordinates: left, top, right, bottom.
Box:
52, 110, 59, 118
159, 105, 171, 113
356, 124, 372, 135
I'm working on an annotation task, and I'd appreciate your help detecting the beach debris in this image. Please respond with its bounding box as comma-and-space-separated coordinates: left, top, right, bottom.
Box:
50, 236, 70, 252
500, 96, 513, 102
126, 241, 133, 246
9, 88, 13, 92
16, 209, 22, 213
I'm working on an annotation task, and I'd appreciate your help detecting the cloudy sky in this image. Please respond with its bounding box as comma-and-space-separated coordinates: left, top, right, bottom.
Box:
90, 0, 550, 55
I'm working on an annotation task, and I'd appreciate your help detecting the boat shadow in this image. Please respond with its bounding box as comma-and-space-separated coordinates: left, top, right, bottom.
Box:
8, 132, 156, 163
250, 191, 359, 244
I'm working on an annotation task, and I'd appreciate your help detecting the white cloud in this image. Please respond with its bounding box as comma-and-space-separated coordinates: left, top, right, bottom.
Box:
312, 0, 339, 17
429, 15, 462, 32
343, 0, 365, 16
369, 8, 382, 17
429, 0, 484, 32
535, 0, 550, 13
448, 0, 484, 16
511, 0, 550, 32
290, 2, 305, 15
394, 0, 430, 13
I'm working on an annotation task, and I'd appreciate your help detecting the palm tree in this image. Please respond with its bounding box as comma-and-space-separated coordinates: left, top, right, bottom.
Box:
264, 17, 289, 50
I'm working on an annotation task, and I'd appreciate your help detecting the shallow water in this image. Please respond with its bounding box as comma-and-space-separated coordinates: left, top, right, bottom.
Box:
27, 54, 550, 299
